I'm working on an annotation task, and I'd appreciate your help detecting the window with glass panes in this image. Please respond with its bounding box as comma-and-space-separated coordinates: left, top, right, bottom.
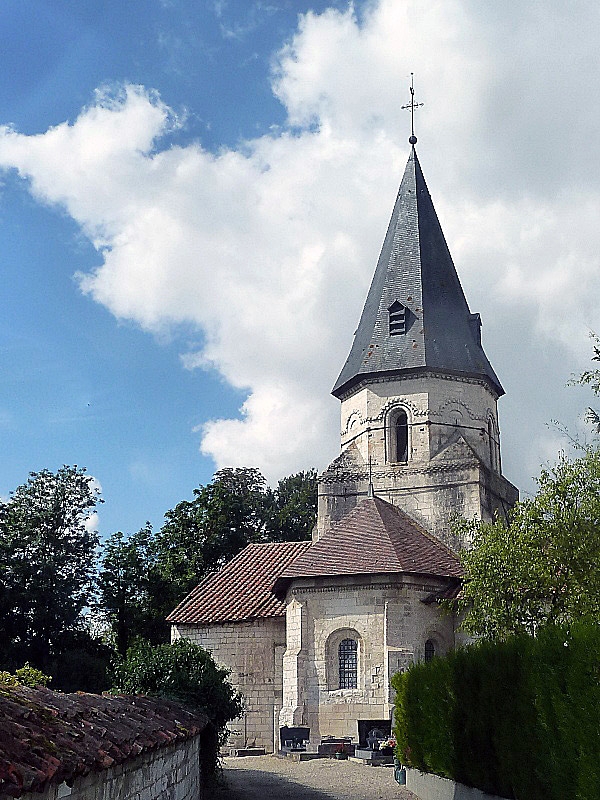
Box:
338, 638, 358, 688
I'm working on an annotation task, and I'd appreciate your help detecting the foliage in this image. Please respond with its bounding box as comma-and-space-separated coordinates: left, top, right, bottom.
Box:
0, 466, 101, 671
151, 467, 270, 622
392, 624, 600, 800
112, 638, 244, 726
47, 629, 113, 693
0, 464, 316, 687
112, 638, 243, 783
97, 524, 164, 654
455, 448, 600, 640
574, 331, 600, 432
152, 467, 317, 620
265, 469, 318, 542
0, 663, 52, 688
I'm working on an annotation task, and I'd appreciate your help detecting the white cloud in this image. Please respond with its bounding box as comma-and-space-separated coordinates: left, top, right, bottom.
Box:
84, 476, 103, 535
1, 1, 600, 489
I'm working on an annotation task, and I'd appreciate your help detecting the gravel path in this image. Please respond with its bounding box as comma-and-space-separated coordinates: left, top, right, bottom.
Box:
207, 755, 418, 800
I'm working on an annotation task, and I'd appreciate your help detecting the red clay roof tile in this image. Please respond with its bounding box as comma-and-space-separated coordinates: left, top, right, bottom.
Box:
278, 496, 462, 583
166, 541, 312, 625
0, 687, 208, 797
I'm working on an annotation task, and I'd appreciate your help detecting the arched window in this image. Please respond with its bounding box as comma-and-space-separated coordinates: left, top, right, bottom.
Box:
395, 411, 408, 463
424, 639, 435, 663
339, 638, 358, 689
487, 419, 495, 470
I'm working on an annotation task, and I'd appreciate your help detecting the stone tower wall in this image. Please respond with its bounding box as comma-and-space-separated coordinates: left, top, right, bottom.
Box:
317, 372, 517, 547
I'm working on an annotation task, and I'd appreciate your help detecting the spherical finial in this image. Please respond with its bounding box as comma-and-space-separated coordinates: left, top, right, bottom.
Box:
409, 134, 417, 145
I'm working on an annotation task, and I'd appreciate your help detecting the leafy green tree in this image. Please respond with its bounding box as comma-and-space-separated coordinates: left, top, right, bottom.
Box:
93, 468, 317, 648
0, 466, 101, 670
153, 467, 316, 616
575, 332, 600, 432
152, 467, 269, 615
98, 524, 164, 655
456, 449, 600, 639
266, 469, 318, 541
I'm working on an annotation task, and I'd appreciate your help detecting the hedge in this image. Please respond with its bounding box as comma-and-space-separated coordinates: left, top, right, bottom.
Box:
392, 624, 600, 800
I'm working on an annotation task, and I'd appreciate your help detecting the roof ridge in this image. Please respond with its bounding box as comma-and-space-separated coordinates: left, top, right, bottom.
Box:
374, 495, 460, 560
277, 495, 461, 584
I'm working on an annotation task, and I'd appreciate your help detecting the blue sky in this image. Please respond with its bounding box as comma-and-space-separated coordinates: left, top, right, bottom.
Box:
1, 0, 599, 538
1, 0, 333, 535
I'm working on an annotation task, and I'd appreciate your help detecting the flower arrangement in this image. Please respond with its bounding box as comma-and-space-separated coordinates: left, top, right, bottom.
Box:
335, 743, 349, 759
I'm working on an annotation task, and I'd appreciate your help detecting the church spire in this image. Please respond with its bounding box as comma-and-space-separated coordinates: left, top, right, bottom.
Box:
332, 146, 503, 399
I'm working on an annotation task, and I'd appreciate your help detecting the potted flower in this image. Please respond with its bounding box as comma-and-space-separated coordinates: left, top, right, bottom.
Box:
335, 743, 348, 760
379, 737, 396, 755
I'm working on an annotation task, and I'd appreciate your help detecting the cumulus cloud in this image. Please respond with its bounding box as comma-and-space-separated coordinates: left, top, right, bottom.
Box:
0, 0, 600, 488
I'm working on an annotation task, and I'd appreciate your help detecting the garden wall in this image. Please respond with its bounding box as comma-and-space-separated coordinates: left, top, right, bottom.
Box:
23, 737, 202, 800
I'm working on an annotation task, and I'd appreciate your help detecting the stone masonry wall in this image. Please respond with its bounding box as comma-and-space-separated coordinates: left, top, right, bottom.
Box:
280, 574, 456, 746
172, 617, 286, 753
26, 737, 202, 800
318, 372, 518, 546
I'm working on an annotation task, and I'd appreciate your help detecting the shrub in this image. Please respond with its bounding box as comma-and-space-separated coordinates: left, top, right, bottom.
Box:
111, 638, 243, 784
0, 662, 52, 688
392, 624, 600, 800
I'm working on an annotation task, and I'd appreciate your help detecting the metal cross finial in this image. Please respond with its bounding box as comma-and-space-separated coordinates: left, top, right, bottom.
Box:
401, 73, 423, 145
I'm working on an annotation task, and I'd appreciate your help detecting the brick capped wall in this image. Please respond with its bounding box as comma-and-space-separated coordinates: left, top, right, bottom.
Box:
21, 737, 202, 800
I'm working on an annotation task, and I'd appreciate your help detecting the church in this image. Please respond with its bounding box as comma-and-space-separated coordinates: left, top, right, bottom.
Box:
167, 134, 518, 753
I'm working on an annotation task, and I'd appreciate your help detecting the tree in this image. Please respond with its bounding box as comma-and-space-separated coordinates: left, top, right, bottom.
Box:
152, 467, 317, 617
98, 524, 163, 655
0, 466, 101, 670
456, 449, 600, 639
152, 467, 269, 616
266, 469, 318, 542
575, 331, 600, 432
93, 467, 318, 649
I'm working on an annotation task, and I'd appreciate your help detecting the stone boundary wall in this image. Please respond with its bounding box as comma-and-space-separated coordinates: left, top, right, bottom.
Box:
21, 737, 202, 800
406, 768, 510, 800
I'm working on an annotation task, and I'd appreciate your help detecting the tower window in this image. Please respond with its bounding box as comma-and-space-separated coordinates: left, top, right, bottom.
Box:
395, 411, 408, 463
388, 301, 407, 336
488, 417, 501, 473
424, 639, 435, 663
339, 638, 358, 689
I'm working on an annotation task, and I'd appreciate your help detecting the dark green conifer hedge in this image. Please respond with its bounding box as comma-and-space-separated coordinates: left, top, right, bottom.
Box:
392, 624, 600, 800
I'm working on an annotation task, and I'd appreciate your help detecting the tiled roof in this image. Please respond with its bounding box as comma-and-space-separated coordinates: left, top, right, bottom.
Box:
277, 496, 462, 587
333, 147, 503, 399
167, 541, 312, 625
0, 686, 208, 798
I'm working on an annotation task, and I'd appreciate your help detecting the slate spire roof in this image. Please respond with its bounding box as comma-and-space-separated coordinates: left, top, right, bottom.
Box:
333, 146, 503, 398
275, 496, 462, 593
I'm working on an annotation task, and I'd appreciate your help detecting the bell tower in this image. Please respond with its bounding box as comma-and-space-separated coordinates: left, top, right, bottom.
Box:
317, 139, 518, 550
